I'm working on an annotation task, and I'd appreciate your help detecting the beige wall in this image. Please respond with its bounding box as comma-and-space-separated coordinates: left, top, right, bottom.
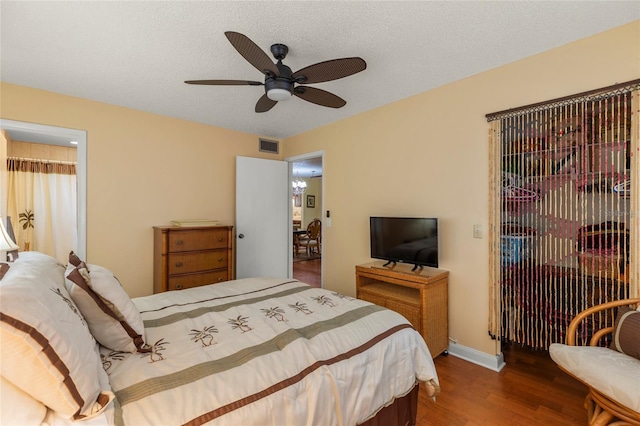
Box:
282, 21, 640, 356
0, 132, 7, 226
302, 176, 322, 228
0, 21, 638, 357
0, 83, 280, 298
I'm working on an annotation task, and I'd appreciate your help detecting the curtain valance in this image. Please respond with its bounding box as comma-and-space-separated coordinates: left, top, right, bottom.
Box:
7, 157, 76, 175
486, 79, 640, 122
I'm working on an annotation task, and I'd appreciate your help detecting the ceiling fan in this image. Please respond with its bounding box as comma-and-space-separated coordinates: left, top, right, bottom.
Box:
185, 31, 367, 113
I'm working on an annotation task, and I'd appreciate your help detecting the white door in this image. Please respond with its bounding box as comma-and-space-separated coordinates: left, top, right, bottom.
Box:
235, 156, 289, 279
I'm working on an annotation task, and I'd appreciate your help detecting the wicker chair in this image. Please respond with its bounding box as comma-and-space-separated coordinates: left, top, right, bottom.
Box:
550, 298, 640, 426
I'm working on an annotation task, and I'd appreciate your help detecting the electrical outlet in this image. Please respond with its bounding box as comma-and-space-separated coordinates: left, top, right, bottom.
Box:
473, 224, 482, 239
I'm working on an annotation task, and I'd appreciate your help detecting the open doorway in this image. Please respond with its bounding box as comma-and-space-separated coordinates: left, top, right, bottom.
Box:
289, 154, 322, 288
0, 119, 87, 260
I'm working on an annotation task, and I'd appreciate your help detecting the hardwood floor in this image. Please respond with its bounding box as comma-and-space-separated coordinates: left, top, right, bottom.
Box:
417, 344, 588, 425
292, 257, 321, 288
292, 259, 587, 424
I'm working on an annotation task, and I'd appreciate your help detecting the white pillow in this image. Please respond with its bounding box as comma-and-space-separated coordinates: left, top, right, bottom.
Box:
0, 254, 114, 420
0, 376, 47, 426
65, 252, 148, 353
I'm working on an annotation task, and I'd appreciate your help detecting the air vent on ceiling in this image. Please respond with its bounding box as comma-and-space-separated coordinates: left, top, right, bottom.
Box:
259, 138, 279, 154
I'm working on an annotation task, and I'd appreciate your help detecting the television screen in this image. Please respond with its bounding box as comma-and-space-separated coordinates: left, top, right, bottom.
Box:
370, 217, 438, 268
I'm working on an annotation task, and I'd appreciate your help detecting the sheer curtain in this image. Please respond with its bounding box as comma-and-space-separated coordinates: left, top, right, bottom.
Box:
6, 158, 77, 264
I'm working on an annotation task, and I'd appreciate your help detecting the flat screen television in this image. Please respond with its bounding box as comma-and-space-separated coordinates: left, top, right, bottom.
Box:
370, 217, 438, 270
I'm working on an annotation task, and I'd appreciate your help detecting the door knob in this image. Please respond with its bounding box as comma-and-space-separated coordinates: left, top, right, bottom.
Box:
238, 234, 245, 239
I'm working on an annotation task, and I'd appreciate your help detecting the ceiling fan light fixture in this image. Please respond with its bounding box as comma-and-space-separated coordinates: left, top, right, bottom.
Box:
267, 88, 292, 101
265, 76, 293, 101
186, 32, 367, 111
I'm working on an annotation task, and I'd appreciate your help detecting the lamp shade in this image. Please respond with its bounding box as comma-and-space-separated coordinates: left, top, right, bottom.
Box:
267, 88, 292, 101
0, 217, 19, 251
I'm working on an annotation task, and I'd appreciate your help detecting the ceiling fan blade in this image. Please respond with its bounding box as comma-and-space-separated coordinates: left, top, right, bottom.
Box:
255, 94, 277, 113
225, 31, 279, 76
293, 86, 346, 108
292, 57, 366, 84
185, 80, 263, 86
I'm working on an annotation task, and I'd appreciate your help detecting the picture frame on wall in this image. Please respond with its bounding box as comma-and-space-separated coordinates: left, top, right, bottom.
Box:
306, 195, 315, 208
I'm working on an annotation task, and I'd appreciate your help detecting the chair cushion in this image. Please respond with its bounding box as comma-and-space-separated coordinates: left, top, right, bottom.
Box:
549, 343, 640, 413
610, 306, 640, 360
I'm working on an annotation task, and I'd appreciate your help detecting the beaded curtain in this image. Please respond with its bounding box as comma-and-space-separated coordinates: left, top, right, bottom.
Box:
488, 85, 637, 350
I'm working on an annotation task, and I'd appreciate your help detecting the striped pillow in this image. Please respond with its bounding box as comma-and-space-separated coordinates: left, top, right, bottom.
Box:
0, 263, 9, 279
65, 253, 148, 353
610, 306, 640, 360
0, 253, 113, 420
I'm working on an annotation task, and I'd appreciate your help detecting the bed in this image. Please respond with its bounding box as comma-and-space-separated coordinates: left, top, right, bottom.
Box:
0, 251, 440, 425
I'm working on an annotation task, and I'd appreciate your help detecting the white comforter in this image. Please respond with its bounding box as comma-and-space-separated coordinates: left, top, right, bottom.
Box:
100, 278, 439, 425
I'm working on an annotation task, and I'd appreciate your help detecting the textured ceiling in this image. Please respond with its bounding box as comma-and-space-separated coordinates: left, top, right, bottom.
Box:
1, 1, 639, 140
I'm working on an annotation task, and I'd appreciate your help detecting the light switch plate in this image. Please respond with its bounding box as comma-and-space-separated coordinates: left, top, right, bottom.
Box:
473, 224, 482, 238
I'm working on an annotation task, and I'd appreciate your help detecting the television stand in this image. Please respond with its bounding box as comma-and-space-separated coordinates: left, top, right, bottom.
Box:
355, 261, 449, 358
411, 264, 423, 272
382, 260, 396, 267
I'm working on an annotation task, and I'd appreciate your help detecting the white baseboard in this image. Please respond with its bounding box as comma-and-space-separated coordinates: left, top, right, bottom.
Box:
446, 343, 506, 372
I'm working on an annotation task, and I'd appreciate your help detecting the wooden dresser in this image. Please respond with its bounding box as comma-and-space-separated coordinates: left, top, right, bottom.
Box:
356, 262, 449, 357
153, 225, 233, 293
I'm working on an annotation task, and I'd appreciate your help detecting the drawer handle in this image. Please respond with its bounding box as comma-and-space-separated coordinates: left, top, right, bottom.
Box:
175, 261, 183, 267
176, 240, 183, 245
218, 257, 224, 262
176, 284, 183, 290
218, 238, 223, 242
217, 277, 224, 282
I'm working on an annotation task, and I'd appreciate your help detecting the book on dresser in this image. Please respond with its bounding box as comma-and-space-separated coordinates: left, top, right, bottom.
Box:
355, 261, 449, 358
153, 225, 233, 293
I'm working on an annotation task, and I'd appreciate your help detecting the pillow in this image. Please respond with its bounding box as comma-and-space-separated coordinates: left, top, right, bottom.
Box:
0, 264, 8, 280
68, 251, 82, 267
0, 376, 47, 426
8, 250, 58, 264
0, 254, 114, 420
610, 306, 640, 360
65, 252, 148, 353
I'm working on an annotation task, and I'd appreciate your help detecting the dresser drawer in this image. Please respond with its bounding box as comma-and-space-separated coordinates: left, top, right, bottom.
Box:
168, 251, 228, 275
167, 270, 229, 291
154, 225, 233, 294
168, 229, 229, 252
